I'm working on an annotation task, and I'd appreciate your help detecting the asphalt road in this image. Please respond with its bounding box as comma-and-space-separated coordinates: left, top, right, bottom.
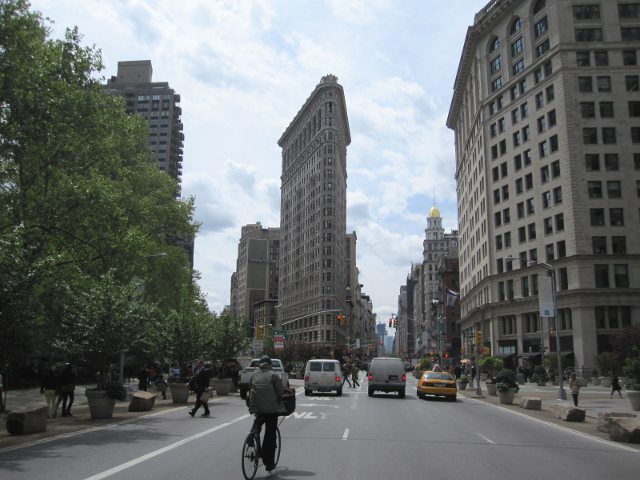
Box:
1, 375, 639, 480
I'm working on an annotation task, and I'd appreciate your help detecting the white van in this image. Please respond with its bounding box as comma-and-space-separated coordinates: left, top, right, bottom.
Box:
367, 357, 406, 398
304, 359, 343, 396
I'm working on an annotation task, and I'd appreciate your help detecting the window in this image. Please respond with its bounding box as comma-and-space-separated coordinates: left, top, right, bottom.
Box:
583, 128, 598, 144
597, 76, 611, 92
511, 17, 523, 35
535, 16, 548, 37
498, 117, 505, 132
614, 265, 629, 288
518, 226, 526, 243
607, 181, 622, 198
536, 40, 550, 58
553, 186, 562, 204
573, 5, 600, 20
542, 190, 552, 208
610, 208, 624, 226
626, 76, 639, 92
493, 166, 499, 181
503, 208, 510, 224
581, 102, 595, 118
537, 116, 547, 133
623, 50, 637, 66
512, 37, 524, 56
489, 37, 500, 53
602, 127, 616, 144
523, 149, 532, 166
594, 265, 609, 288
636, 154, 640, 169
621, 28, 640, 41
592, 236, 607, 254
557, 241, 567, 259
521, 102, 529, 118
595, 306, 606, 328
528, 222, 536, 240
526, 198, 535, 215
585, 154, 600, 171
575, 29, 603, 42
545, 243, 554, 261
525, 173, 533, 189
521, 277, 530, 297
555, 213, 564, 231
523, 126, 530, 142
629, 101, 640, 117
612, 236, 627, 254
494, 189, 501, 204
633, 127, 640, 143
600, 102, 614, 118
513, 59, 526, 76
551, 159, 560, 177
539, 140, 549, 157
502, 184, 509, 200
530, 248, 538, 261
504, 231, 512, 248
514, 154, 522, 170
495, 212, 502, 227
516, 177, 524, 194
588, 181, 603, 198
517, 202, 525, 218
576, 51, 591, 66
544, 217, 553, 235
546, 85, 555, 102
513, 131, 521, 147
491, 77, 503, 92
594, 50, 609, 66
605, 154, 619, 170
496, 234, 503, 249
590, 208, 605, 226
512, 108, 520, 124
578, 76, 593, 92
619, 4, 640, 19
490, 56, 502, 74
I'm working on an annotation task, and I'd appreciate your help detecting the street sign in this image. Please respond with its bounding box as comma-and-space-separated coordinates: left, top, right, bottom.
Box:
274, 334, 285, 351
272, 329, 288, 339
252, 339, 264, 354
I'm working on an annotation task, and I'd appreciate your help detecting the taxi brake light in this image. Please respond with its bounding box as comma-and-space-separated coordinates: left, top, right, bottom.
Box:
304, 375, 309, 382
402, 374, 406, 382
335, 376, 341, 382
368, 374, 373, 381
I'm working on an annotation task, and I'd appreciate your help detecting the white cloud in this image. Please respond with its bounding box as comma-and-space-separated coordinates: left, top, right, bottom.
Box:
30, 0, 485, 316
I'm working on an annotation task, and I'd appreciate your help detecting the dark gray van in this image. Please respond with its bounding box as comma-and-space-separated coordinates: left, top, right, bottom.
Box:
367, 357, 406, 398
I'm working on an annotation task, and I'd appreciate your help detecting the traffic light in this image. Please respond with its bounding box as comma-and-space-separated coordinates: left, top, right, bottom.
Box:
337, 314, 344, 325
445, 352, 449, 359
389, 318, 392, 327
475, 330, 482, 344
256, 325, 264, 339
394, 318, 398, 328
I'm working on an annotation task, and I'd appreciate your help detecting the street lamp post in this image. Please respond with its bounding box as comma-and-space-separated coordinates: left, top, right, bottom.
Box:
505, 256, 566, 400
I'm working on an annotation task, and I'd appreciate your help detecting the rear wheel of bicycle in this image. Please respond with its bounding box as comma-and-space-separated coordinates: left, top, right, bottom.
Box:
274, 426, 282, 467
241, 434, 259, 480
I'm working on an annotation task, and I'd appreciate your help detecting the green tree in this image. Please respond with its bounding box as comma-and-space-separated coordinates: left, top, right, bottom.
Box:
0, 1, 198, 380
207, 311, 248, 377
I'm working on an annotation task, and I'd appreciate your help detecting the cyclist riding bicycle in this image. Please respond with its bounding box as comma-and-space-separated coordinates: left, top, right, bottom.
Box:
248, 355, 286, 473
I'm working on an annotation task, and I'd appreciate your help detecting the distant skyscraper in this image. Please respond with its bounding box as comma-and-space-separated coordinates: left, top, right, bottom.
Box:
105, 60, 192, 265
277, 75, 351, 347
447, 0, 640, 372
105, 60, 184, 194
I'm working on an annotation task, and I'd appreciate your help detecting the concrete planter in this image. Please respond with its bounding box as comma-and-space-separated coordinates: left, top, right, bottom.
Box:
213, 378, 232, 396
85, 389, 116, 419
457, 381, 468, 391
486, 382, 497, 396
169, 383, 190, 403
600, 376, 612, 388
590, 377, 601, 386
628, 391, 640, 411
498, 388, 517, 404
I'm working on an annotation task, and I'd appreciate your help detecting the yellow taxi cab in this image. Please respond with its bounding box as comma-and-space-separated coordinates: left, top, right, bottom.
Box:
417, 370, 457, 401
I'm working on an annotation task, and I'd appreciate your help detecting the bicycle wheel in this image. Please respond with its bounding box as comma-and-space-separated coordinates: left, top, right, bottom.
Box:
274, 426, 282, 467
241, 434, 259, 480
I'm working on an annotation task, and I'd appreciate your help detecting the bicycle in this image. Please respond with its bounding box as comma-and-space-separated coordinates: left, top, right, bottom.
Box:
241, 416, 283, 479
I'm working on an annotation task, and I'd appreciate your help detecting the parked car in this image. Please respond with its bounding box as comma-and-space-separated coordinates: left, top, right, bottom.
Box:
417, 370, 457, 401
367, 357, 406, 398
237, 358, 289, 399
304, 359, 343, 396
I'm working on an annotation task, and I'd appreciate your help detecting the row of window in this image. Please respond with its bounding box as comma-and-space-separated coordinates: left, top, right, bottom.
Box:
574, 4, 640, 20
582, 101, 640, 118
584, 127, 640, 144
578, 75, 638, 92
586, 153, 640, 171
577, 49, 638, 67
576, 27, 640, 42
590, 208, 626, 226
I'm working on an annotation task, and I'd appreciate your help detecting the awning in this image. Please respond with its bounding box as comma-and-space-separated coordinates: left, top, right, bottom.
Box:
520, 352, 542, 358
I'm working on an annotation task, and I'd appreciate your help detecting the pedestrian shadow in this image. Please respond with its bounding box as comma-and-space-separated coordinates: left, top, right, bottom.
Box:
269, 466, 316, 477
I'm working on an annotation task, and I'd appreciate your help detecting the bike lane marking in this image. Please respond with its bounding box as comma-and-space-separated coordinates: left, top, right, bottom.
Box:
82, 413, 251, 480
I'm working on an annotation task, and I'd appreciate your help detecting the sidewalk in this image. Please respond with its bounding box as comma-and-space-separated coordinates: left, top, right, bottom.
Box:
0, 384, 187, 451
458, 382, 639, 447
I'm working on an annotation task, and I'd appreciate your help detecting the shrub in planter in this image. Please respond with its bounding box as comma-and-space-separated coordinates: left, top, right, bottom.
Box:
533, 365, 548, 384
494, 368, 519, 393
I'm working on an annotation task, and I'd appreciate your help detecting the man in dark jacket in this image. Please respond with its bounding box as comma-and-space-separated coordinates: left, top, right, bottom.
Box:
189, 362, 214, 417
249, 355, 284, 473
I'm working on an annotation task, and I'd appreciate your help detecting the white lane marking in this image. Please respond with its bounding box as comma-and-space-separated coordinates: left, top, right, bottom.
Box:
82, 414, 251, 480
342, 428, 350, 440
475, 432, 495, 444
463, 395, 639, 453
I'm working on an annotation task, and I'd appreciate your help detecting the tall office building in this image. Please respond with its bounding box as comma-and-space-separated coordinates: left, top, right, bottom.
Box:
447, 0, 639, 372
229, 223, 280, 336
106, 60, 192, 264
277, 75, 351, 347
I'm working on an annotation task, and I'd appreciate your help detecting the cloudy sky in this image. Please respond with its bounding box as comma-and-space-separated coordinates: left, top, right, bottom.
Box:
31, 0, 489, 324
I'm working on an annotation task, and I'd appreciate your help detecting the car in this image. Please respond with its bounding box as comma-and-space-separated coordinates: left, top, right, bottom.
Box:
417, 370, 457, 401
304, 359, 343, 396
367, 357, 406, 398
237, 358, 289, 399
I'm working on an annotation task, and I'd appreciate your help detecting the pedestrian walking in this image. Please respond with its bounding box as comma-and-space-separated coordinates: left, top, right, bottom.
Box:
54, 363, 76, 417
351, 363, 360, 388
138, 366, 149, 391
569, 372, 581, 407
153, 370, 168, 400
40, 367, 58, 418
342, 362, 352, 388
189, 362, 214, 417
471, 365, 476, 383
611, 375, 624, 398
